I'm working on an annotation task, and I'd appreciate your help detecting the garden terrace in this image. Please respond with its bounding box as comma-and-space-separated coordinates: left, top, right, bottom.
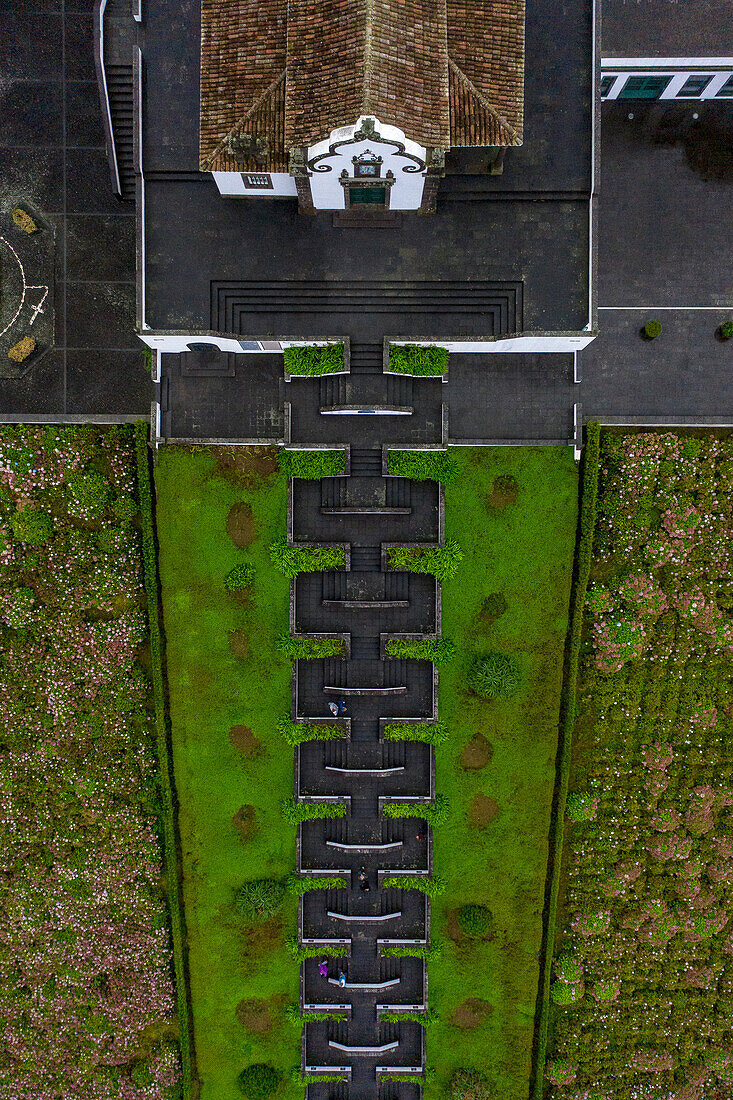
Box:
154, 446, 303, 1099
429, 447, 578, 1100
0, 424, 181, 1098
545, 430, 733, 1099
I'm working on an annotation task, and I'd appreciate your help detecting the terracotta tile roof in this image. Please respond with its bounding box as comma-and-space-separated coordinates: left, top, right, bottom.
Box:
284, 0, 450, 149
199, 0, 287, 169
199, 0, 524, 166
447, 0, 525, 143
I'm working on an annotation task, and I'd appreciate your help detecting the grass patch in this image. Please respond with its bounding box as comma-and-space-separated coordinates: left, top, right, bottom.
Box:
155, 446, 301, 1100
428, 447, 577, 1100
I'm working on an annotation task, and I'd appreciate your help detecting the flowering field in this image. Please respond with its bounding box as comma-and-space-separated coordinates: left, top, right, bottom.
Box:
547, 432, 733, 1099
0, 425, 180, 1099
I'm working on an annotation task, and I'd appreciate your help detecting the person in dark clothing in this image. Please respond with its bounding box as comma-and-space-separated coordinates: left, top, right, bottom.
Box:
358, 867, 370, 892
338, 699, 347, 715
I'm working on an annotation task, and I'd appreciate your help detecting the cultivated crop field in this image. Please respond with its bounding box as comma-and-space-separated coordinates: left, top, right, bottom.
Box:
547, 432, 733, 1098
0, 425, 180, 1099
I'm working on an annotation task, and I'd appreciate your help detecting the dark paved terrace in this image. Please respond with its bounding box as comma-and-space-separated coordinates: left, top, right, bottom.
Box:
0, 0, 146, 415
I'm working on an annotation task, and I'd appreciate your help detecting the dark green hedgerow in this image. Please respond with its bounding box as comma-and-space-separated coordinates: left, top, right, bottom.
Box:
276, 634, 346, 660
283, 343, 344, 376
384, 722, 449, 745
388, 343, 449, 376
383, 795, 449, 825
281, 799, 348, 824
382, 876, 445, 899
381, 942, 443, 960
384, 637, 455, 665
279, 449, 346, 479
133, 422, 194, 1097
277, 717, 345, 746
386, 449, 460, 484
531, 421, 600, 1099
269, 536, 346, 579
387, 540, 463, 581
285, 936, 348, 962
286, 875, 345, 896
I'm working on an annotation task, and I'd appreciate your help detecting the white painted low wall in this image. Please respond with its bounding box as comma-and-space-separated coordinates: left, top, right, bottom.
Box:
138, 334, 343, 354
389, 334, 597, 353
212, 172, 298, 197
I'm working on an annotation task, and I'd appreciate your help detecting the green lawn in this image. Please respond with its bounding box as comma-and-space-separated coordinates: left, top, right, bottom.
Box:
155, 446, 301, 1100
427, 447, 578, 1099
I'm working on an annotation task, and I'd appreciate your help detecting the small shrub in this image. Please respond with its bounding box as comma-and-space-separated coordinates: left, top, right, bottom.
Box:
566, 790, 598, 822
283, 343, 344, 376
721, 320, 733, 339
276, 634, 346, 660
67, 471, 111, 513
381, 941, 442, 960
236, 1063, 282, 1100
467, 652, 521, 699
386, 449, 459, 484
10, 508, 53, 546
286, 874, 344, 895
279, 449, 345, 478
554, 954, 583, 983
112, 494, 138, 524
551, 980, 584, 1005
545, 1059, 577, 1086
225, 562, 255, 592
3, 586, 36, 630
281, 799, 347, 824
234, 879, 285, 922
383, 795, 449, 825
269, 536, 345, 578
644, 319, 662, 339
457, 904, 493, 939
387, 539, 463, 581
12, 208, 38, 233
384, 722, 448, 745
277, 717, 344, 745
382, 875, 445, 899
388, 343, 449, 376
450, 1067, 491, 1100
8, 336, 36, 362
384, 637, 455, 664
285, 935, 347, 962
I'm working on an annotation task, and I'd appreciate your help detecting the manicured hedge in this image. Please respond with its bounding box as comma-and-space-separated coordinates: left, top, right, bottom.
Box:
276, 634, 346, 660
384, 721, 449, 745
286, 875, 345, 895
532, 420, 600, 1100
285, 935, 348, 962
387, 540, 463, 581
283, 343, 344, 376
383, 795, 449, 825
134, 422, 194, 1097
381, 943, 442, 960
386, 449, 459, 484
382, 876, 445, 899
384, 637, 455, 665
277, 717, 345, 746
279, 449, 346, 479
388, 343, 449, 376
269, 536, 346, 578
281, 799, 348, 824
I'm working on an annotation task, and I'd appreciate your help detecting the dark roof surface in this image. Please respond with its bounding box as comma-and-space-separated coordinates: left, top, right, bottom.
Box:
200, 0, 524, 168
602, 0, 732, 58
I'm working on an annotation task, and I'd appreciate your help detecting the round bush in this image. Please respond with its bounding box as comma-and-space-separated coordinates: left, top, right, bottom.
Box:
112, 494, 138, 524
551, 980, 584, 1005
235, 879, 285, 922
236, 1063, 282, 1100
10, 508, 53, 546
467, 652, 520, 699
67, 471, 111, 511
3, 586, 36, 630
449, 1068, 491, 1100
225, 562, 255, 592
720, 320, 733, 339
457, 903, 493, 939
554, 953, 583, 983
566, 791, 598, 823
644, 319, 662, 339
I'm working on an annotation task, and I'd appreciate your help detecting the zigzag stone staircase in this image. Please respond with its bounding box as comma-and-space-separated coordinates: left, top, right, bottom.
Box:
286, 371, 445, 1100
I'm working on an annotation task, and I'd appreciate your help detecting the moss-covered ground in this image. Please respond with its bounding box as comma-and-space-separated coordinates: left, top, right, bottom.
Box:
155, 446, 301, 1100
427, 447, 578, 1099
